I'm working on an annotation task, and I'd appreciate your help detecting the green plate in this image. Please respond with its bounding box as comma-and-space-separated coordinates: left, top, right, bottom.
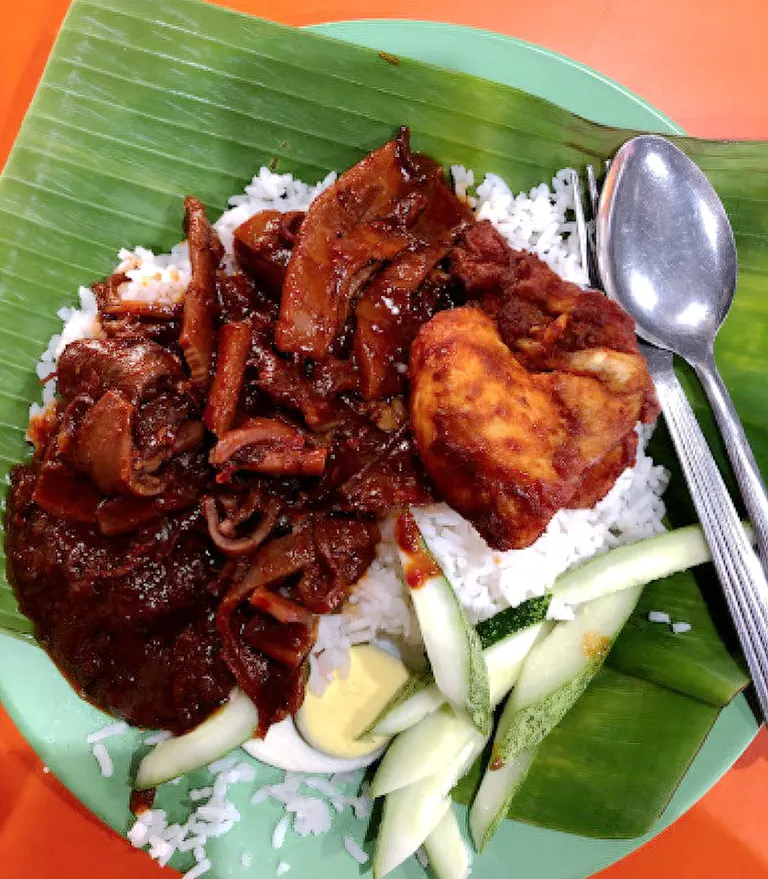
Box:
0, 13, 758, 879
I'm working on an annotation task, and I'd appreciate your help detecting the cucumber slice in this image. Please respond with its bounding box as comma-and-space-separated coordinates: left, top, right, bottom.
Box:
494, 585, 644, 765
371, 704, 483, 798
243, 717, 384, 774
469, 748, 537, 851
552, 523, 752, 607
367, 605, 551, 738
475, 595, 551, 648
485, 621, 550, 706
424, 807, 471, 879
134, 689, 258, 790
396, 512, 490, 735
374, 733, 486, 878
368, 678, 446, 738
374, 793, 451, 879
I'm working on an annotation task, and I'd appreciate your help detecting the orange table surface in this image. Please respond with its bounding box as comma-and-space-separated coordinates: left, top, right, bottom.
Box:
1, 0, 768, 877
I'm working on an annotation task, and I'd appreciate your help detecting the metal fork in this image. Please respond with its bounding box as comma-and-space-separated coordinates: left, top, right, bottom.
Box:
574, 165, 768, 724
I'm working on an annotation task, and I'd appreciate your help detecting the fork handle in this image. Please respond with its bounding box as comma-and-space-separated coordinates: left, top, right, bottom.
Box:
648, 348, 768, 723
694, 351, 768, 576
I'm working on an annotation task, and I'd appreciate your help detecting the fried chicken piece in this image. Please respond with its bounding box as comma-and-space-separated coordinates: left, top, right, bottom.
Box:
410, 308, 570, 549
438, 221, 659, 526
409, 306, 655, 550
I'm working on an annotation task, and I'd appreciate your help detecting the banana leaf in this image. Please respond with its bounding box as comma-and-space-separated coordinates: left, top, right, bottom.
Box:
0, 0, 764, 841
460, 668, 722, 840
454, 668, 721, 838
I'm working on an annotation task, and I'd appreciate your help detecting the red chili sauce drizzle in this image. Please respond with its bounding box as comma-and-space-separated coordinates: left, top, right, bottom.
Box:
130, 787, 157, 816
394, 512, 441, 590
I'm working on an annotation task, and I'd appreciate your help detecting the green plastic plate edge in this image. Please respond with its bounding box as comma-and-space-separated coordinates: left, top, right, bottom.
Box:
0, 18, 757, 879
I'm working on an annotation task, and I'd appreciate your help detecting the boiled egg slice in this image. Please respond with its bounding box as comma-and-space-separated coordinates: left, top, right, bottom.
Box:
295, 644, 409, 759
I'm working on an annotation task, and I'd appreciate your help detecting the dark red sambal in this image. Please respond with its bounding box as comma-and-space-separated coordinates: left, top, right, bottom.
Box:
4, 127, 470, 737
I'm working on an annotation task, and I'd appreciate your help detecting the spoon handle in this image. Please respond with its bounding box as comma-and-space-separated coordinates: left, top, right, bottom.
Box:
694, 353, 768, 576
645, 345, 768, 722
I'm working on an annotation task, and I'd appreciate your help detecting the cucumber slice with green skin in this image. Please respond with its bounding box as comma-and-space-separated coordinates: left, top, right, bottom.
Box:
368, 599, 552, 738
475, 595, 551, 648
493, 585, 644, 766
424, 807, 471, 879
371, 704, 484, 798
374, 732, 487, 878
552, 523, 753, 607
134, 689, 258, 790
469, 748, 537, 851
395, 512, 490, 735
485, 621, 551, 706
371, 522, 736, 739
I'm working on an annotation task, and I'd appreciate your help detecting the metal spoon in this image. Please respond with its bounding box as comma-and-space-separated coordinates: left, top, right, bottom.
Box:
595, 134, 768, 722
596, 134, 768, 573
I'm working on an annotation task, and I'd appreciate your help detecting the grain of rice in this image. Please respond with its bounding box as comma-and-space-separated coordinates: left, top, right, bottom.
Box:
648, 611, 672, 624
343, 836, 369, 865
208, 755, 238, 775
546, 598, 575, 622
277, 861, 291, 875
272, 815, 291, 849
87, 721, 128, 743
128, 820, 151, 848
189, 787, 214, 802
289, 797, 333, 837
148, 836, 175, 867
250, 787, 270, 806
672, 621, 692, 634
353, 786, 372, 821
330, 771, 359, 787
229, 762, 257, 783
91, 742, 113, 778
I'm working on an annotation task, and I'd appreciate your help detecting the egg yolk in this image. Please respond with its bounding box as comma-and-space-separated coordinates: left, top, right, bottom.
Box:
296, 644, 410, 758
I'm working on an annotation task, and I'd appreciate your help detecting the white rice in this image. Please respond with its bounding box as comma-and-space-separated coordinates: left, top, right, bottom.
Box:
648, 611, 672, 624
276, 861, 291, 875
116, 243, 191, 305
672, 621, 692, 634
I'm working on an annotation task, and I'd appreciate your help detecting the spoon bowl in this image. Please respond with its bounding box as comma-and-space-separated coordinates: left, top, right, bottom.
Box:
596, 134, 737, 363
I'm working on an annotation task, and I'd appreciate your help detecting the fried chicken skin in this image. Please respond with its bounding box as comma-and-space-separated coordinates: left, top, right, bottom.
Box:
410, 307, 573, 549
410, 222, 659, 550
